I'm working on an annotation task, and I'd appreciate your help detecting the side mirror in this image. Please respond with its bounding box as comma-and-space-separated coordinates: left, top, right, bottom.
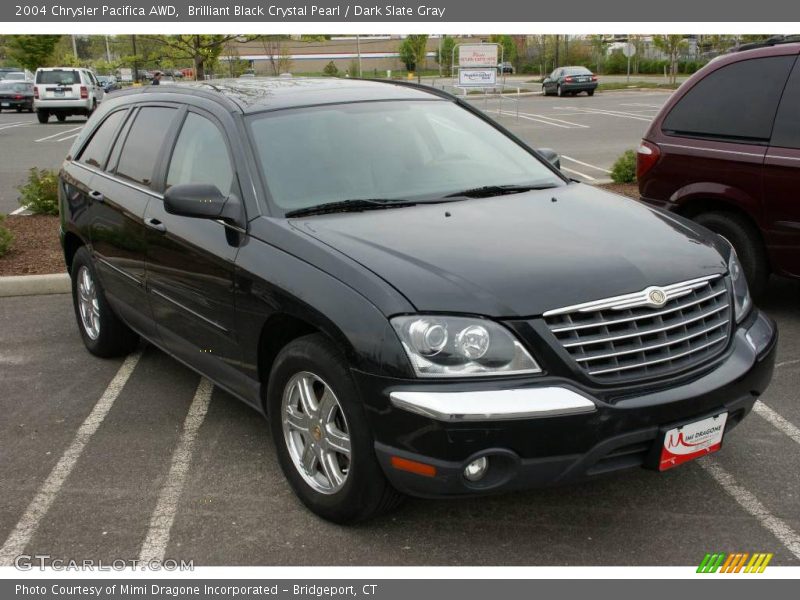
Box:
536, 148, 561, 170
164, 183, 245, 229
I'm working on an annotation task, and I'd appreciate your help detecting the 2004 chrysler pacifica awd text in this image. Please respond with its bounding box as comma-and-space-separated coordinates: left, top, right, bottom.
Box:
59, 78, 777, 523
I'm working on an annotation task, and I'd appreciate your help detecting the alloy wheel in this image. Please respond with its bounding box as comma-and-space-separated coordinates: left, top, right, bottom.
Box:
77, 265, 100, 340
281, 371, 351, 494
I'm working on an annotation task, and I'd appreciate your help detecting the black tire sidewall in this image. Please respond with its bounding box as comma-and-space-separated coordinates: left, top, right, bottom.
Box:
267, 334, 390, 523
694, 211, 768, 296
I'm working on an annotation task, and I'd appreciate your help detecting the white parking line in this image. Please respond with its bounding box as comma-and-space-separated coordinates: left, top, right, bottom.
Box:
698, 457, 800, 560
0, 351, 142, 566
620, 103, 665, 109
753, 401, 800, 446
35, 126, 82, 143
561, 166, 597, 181
497, 110, 573, 129
561, 155, 612, 174
56, 132, 81, 142
0, 121, 34, 131
139, 378, 213, 563
515, 111, 590, 128
555, 107, 653, 122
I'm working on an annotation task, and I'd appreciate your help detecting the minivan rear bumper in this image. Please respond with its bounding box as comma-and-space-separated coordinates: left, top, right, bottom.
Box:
359, 309, 776, 498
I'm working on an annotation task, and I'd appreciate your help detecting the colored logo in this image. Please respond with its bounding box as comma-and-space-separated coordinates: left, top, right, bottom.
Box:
697, 552, 773, 573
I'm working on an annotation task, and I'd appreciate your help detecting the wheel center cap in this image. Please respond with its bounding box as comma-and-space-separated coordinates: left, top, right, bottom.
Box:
312, 425, 322, 441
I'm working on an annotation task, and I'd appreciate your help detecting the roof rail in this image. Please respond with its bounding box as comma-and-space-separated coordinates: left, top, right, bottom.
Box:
731, 35, 800, 52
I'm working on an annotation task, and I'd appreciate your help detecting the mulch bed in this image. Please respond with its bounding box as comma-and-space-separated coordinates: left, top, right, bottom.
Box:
0, 214, 64, 276
597, 182, 639, 200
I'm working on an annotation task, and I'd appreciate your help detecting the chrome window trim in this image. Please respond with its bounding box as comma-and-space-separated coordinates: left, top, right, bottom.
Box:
658, 143, 765, 159
95, 256, 142, 286
73, 161, 163, 200
389, 387, 596, 422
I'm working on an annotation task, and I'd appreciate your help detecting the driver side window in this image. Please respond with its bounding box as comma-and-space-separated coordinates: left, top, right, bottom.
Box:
167, 112, 235, 195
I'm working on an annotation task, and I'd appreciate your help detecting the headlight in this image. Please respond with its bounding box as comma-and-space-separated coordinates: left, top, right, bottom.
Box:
727, 245, 751, 322
390, 315, 541, 378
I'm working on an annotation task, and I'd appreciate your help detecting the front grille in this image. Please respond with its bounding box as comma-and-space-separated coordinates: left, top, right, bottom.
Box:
543, 275, 732, 383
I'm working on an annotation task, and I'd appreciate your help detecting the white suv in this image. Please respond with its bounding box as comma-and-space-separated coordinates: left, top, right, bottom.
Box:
33, 67, 104, 123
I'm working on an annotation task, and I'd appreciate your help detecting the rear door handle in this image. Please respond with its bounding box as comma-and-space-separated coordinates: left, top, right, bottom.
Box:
88, 190, 104, 203
144, 217, 167, 233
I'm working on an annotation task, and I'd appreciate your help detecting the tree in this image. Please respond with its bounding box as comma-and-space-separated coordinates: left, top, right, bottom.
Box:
143, 35, 256, 80
322, 61, 338, 77
398, 38, 417, 72
259, 35, 292, 76
653, 35, 689, 85
403, 35, 428, 82
5, 35, 61, 71
436, 35, 456, 75
489, 34, 517, 65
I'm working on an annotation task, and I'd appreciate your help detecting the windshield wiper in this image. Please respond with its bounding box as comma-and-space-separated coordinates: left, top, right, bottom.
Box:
444, 183, 558, 199
285, 198, 419, 218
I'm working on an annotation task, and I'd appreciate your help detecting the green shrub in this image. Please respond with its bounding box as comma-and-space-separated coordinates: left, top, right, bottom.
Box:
610, 150, 637, 184
0, 215, 13, 257
322, 61, 339, 77
17, 167, 59, 215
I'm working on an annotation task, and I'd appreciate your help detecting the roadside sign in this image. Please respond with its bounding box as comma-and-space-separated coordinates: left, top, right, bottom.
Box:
458, 44, 498, 68
458, 68, 497, 87
622, 43, 636, 58
118, 68, 132, 82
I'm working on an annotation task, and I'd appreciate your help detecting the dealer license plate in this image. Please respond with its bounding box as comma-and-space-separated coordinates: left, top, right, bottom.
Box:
659, 412, 727, 471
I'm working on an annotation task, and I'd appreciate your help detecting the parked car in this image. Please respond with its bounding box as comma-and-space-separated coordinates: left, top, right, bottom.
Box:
497, 62, 514, 74
0, 81, 34, 112
542, 66, 598, 96
59, 78, 776, 523
97, 75, 119, 93
33, 67, 104, 123
638, 42, 800, 297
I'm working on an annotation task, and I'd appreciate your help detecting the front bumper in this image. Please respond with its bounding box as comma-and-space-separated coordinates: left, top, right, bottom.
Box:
357, 310, 777, 498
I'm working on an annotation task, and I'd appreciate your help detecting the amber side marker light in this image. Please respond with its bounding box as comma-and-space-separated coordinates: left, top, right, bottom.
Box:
390, 456, 437, 477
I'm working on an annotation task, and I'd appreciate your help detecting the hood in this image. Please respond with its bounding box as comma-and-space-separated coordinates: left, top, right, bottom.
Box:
290, 184, 727, 317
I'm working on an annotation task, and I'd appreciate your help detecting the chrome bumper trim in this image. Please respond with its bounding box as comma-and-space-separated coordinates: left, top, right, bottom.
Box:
389, 387, 597, 422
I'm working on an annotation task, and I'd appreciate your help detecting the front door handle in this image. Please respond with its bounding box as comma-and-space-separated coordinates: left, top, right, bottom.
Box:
144, 217, 167, 233
88, 190, 104, 203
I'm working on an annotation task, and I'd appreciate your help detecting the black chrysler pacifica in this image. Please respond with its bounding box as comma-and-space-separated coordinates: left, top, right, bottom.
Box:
59, 78, 777, 523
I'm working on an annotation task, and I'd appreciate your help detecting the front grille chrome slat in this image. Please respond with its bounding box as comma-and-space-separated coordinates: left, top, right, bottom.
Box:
544, 275, 732, 383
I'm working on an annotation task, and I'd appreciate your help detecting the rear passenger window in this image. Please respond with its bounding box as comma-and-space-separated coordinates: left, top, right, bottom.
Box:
771, 60, 800, 149
116, 106, 177, 186
662, 56, 795, 142
79, 110, 127, 169
166, 112, 234, 193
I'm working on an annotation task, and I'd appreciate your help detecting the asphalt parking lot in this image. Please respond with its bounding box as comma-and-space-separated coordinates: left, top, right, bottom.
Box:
1, 278, 799, 566
0, 90, 669, 214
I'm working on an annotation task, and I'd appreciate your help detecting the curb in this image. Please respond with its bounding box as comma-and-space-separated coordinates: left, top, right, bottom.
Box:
0, 273, 70, 297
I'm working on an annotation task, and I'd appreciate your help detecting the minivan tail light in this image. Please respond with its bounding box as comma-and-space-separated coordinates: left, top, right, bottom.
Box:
33, 86, 39, 99
80, 86, 88, 99
636, 140, 662, 180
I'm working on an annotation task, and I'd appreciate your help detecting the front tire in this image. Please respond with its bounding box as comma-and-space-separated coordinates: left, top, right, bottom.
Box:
70, 247, 140, 357
267, 333, 403, 523
693, 211, 769, 298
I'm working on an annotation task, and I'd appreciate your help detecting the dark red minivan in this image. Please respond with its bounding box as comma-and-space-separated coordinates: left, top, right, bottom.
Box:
638, 42, 800, 297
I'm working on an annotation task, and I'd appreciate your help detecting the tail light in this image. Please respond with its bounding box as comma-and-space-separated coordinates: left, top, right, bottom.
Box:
80, 86, 88, 99
591, 75, 598, 81
33, 86, 39, 99
13, 95, 23, 100
565, 76, 574, 82
636, 140, 662, 180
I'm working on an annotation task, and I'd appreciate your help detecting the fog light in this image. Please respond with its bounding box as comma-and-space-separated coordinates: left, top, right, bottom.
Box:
464, 457, 489, 482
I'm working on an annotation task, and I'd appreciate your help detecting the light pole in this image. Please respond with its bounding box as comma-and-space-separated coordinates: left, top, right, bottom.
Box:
356, 34, 363, 78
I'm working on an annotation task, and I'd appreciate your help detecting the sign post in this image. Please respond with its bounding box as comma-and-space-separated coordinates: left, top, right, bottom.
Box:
622, 42, 636, 84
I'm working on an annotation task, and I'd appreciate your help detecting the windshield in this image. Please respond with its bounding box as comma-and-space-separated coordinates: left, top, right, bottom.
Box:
36, 70, 79, 85
248, 100, 564, 214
